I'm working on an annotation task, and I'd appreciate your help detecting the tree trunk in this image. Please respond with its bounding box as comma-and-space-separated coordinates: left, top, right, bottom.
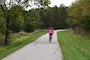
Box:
4, 18, 9, 45
1, 5, 10, 45
4, 14, 10, 45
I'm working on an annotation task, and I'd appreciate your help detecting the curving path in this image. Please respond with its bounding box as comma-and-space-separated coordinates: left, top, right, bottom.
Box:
2, 30, 63, 60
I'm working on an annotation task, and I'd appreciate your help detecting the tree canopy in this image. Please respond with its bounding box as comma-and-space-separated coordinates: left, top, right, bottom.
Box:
67, 0, 90, 31
0, 0, 50, 45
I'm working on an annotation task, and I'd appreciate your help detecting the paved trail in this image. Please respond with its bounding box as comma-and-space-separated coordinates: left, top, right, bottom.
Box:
2, 30, 63, 60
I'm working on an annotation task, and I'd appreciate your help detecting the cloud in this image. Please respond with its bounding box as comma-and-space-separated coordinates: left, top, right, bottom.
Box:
49, 0, 76, 7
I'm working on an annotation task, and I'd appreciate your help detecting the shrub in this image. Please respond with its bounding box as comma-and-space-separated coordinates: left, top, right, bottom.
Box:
24, 24, 34, 32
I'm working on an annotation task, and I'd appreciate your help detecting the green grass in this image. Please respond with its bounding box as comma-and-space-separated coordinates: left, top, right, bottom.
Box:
0, 30, 46, 59
57, 31, 90, 60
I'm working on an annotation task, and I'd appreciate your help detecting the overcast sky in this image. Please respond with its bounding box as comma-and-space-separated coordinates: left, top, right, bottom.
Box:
49, 0, 76, 7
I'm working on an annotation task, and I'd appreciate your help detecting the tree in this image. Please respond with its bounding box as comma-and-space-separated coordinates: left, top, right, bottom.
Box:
0, 0, 11, 45
0, 9, 6, 34
67, 0, 90, 32
10, 6, 24, 33
23, 9, 42, 32
0, 0, 50, 45
38, 4, 68, 29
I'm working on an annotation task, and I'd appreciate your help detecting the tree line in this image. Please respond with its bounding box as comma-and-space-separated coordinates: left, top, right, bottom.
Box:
0, 0, 50, 45
1, 5, 68, 33
0, 0, 90, 45
0, 0, 68, 45
66, 0, 90, 32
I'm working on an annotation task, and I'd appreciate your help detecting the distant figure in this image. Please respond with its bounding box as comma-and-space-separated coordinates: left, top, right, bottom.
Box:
48, 27, 54, 43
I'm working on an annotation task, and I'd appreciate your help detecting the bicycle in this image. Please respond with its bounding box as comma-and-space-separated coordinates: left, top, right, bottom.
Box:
49, 34, 52, 43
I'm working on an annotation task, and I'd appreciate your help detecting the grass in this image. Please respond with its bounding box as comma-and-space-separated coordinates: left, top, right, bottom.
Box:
0, 30, 46, 59
57, 31, 90, 60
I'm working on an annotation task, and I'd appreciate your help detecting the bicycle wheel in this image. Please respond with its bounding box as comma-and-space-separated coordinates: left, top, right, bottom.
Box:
49, 34, 52, 43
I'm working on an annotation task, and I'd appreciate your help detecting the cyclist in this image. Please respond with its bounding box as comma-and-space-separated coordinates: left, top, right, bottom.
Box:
48, 27, 54, 43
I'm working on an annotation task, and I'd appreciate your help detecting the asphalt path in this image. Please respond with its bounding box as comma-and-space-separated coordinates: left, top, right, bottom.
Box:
2, 30, 63, 60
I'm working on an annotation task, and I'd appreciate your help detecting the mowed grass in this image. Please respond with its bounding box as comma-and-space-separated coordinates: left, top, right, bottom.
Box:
57, 31, 90, 60
0, 30, 46, 59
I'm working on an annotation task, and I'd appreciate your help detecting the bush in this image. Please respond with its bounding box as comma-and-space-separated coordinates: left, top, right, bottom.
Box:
10, 23, 21, 33
24, 24, 34, 32
0, 34, 4, 45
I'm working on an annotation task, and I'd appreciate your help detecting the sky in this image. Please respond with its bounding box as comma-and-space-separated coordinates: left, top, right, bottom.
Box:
5, 0, 76, 10
49, 0, 76, 7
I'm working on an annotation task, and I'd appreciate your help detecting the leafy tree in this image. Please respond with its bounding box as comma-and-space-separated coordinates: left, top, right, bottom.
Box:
67, 0, 90, 31
24, 23, 34, 32
0, 9, 6, 34
39, 8, 47, 28
28, 9, 43, 29
0, 0, 50, 45
39, 5, 68, 29
10, 6, 24, 33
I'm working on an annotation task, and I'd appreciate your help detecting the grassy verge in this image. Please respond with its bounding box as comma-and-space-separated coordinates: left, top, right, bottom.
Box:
57, 31, 90, 60
0, 30, 46, 59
